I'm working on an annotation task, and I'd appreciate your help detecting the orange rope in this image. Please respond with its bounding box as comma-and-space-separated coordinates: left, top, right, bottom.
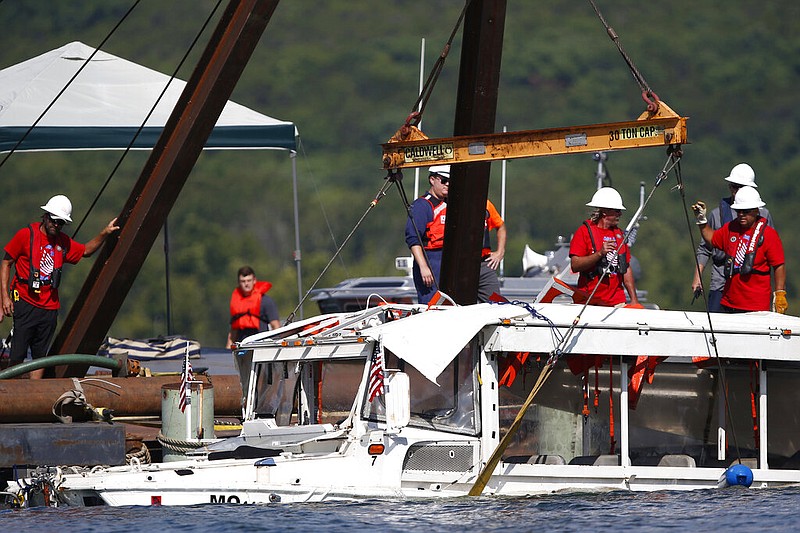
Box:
750, 360, 759, 448
582, 369, 590, 417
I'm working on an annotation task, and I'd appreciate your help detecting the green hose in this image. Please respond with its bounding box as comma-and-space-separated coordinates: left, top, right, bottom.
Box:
0, 354, 122, 380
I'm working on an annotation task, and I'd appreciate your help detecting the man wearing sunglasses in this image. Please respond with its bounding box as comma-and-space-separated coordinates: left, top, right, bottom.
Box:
693, 186, 787, 314
692, 163, 774, 312
405, 165, 451, 304
0, 195, 119, 378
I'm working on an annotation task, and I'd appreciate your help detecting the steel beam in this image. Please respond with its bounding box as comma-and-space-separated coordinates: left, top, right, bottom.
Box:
381, 110, 688, 170
50, 0, 281, 376
439, 0, 506, 305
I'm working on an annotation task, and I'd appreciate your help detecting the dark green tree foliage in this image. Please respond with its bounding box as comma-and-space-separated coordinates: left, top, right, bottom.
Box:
0, 1, 798, 346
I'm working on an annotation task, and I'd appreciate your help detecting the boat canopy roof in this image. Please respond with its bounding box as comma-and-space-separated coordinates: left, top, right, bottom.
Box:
240, 302, 800, 385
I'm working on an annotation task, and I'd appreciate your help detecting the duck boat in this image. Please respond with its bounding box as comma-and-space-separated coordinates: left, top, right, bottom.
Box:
8, 299, 800, 506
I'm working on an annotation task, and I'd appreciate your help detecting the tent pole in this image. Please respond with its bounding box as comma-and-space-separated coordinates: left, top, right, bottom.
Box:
164, 219, 173, 335
291, 150, 303, 319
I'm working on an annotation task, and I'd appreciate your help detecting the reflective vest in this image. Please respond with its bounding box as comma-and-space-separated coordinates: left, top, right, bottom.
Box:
229, 280, 273, 330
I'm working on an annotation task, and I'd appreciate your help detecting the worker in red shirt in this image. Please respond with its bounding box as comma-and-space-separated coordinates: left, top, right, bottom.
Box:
693, 186, 787, 313
569, 187, 640, 307
0, 195, 119, 378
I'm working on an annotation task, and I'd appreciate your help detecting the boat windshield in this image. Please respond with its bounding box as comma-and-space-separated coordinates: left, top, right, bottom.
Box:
361, 341, 480, 436
250, 359, 363, 426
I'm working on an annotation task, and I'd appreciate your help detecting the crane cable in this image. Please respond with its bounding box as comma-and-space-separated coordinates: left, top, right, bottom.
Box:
284, 175, 398, 325
675, 158, 745, 464
0, 0, 143, 176
587, 0, 661, 112
401, 0, 472, 129
71, 0, 225, 239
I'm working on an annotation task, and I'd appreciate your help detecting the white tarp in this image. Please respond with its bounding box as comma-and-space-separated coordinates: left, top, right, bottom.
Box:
0, 41, 298, 152
369, 303, 531, 384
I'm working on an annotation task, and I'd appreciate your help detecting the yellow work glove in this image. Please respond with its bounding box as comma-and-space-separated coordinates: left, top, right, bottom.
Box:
773, 290, 788, 314
691, 201, 707, 225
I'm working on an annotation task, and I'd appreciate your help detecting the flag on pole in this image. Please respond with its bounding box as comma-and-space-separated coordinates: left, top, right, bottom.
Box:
179, 351, 193, 413
368, 342, 385, 402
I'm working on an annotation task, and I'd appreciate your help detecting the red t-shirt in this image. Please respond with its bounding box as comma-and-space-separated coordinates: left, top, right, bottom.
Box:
569, 220, 630, 306
4, 223, 85, 309
711, 219, 784, 311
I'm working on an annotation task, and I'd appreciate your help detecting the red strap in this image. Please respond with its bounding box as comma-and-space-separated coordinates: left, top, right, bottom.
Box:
608, 355, 616, 455
750, 361, 759, 448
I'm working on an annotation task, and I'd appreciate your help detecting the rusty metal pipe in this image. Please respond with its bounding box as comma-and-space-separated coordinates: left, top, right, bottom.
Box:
0, 375, 242, 422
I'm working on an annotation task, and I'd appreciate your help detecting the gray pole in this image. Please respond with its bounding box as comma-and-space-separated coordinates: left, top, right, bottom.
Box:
291, 150, 303, 319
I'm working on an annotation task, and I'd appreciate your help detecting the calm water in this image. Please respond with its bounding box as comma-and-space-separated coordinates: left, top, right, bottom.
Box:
3, 486, 799, 532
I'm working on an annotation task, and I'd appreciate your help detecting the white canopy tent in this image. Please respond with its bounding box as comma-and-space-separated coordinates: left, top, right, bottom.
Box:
0, 41, 297, 152
0, 41, 304, 322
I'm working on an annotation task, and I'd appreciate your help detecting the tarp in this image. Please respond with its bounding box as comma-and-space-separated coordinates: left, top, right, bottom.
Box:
0, 41, 298, 153
367, 303, 532, 384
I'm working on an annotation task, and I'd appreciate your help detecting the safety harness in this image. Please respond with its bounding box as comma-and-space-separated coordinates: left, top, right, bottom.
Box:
16, 224, 66, 293
723, 218, 767, 278
582, 221, 628, 280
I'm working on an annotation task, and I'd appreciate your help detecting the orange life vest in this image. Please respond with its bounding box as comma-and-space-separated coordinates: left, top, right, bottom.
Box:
229, 280, 273, 330
423, 195, 447, 250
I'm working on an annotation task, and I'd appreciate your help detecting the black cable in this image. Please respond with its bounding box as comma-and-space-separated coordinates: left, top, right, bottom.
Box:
0, 0, 143, 175
284, 176, 396, 325
71, 0, 224, 239
674, 153, 744, 463
409, 0, 472, 119
587, 0, 653, 95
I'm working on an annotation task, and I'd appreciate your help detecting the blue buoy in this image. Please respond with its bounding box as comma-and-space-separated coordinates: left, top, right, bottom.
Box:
724, 463, 754, 488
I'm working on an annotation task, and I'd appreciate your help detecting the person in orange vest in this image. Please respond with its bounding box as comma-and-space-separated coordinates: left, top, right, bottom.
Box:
226, 265, 280, 349
0, 195, 119, 379
405, 165, 450, 304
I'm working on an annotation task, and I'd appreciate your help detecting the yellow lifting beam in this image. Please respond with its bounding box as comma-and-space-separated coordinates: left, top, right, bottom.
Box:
382, 101, 687, 170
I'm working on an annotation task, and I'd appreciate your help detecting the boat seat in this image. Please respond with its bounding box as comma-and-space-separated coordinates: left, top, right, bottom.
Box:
504, 454, 566, 465
567, 454, 620, 466
592, 454, 620, 466
657, 454, 696, 468
730, 458, 758, 469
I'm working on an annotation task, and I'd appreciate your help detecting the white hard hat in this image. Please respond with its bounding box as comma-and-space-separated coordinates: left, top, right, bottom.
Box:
586, 187, 626, 210
428, 164, 451, 178
40, 194, 73, 223
730, 186, 765, 210
724, 163, 757, 188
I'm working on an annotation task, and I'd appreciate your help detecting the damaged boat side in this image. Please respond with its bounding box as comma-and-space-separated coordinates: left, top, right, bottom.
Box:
8, 302, 800, 506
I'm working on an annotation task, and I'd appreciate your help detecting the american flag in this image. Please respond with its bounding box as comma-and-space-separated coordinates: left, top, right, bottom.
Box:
368, 343, 384, 402
179, 357, 193, 413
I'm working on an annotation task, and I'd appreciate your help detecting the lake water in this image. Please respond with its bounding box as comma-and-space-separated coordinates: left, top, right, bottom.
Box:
4, 486, 799, 532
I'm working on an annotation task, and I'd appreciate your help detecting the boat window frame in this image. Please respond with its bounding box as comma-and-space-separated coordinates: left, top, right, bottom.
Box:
360, 339, 481, 436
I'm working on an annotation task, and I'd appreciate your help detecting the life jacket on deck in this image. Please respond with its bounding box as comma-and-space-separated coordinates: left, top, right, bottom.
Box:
229, 280, 273, 330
